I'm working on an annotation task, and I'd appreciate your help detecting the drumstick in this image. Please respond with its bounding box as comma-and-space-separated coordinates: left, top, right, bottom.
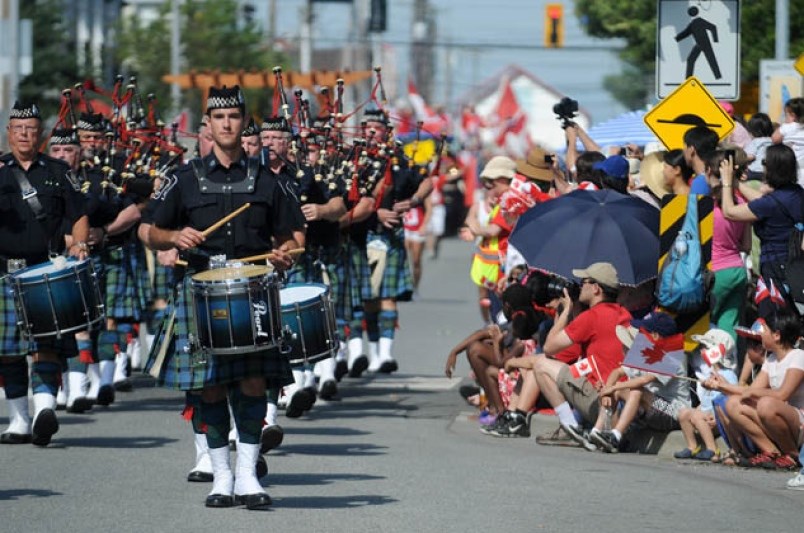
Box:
238, 248, 305, 263
201, 202, 251, 237
174, 248, 305, 268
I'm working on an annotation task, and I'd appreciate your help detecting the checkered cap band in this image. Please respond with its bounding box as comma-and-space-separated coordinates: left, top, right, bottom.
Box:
261, 117, 291, 132
242, 119, 260, 137
50, 128, 79, 145
206, 85, 246, 112
10, 102, 41, 120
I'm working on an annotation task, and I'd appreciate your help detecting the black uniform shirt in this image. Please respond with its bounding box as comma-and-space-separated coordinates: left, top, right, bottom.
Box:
151, 152, 304, 260
0, 153, 85, 262
294, 164, 344, 249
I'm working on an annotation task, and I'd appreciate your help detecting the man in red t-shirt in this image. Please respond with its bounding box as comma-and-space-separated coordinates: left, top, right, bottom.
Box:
533, 262, 632, 449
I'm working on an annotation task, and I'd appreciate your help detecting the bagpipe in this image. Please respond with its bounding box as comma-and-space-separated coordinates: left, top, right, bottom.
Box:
48, 76, 188, 203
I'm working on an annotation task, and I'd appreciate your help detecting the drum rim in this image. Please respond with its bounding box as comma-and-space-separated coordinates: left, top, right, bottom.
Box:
191, 264, 274, 283
13, 257, 91, 280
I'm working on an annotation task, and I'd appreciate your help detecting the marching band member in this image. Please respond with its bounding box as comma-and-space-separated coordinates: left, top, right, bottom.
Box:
146, 85, 303, 509
361, 109, 432, 373
0, 102, 88, 446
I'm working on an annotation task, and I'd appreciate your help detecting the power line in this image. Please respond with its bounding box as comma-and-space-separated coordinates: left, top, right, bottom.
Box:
311, 37, 625, 52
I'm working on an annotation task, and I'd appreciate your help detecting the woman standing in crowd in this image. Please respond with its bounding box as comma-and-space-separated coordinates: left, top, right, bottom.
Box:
720, 144, 804, 311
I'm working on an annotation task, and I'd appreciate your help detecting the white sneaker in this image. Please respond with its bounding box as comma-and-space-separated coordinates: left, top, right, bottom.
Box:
787, 473, 804, 490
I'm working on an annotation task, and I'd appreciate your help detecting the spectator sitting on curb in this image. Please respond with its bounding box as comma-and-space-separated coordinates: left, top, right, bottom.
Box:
712, 310, 804, 470
587, 312, 691, 453
533, 262, 632, 450
712, 321, 768, 466
673, 328, 738, 462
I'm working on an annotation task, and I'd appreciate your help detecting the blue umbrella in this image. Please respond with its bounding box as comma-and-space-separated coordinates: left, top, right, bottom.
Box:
509, 189, 659, 286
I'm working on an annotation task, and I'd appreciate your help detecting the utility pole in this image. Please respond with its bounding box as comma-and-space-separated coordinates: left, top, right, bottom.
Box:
170, 0, 181, 115
300, 0, 313, 72
268, 0, 276, 44
775, 0, 789, 59
411, 0, 435, 102
8, 0, 19, 106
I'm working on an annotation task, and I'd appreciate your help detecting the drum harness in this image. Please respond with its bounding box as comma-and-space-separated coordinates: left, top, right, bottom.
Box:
4, 166, 54, 274
187, 157, 258, 272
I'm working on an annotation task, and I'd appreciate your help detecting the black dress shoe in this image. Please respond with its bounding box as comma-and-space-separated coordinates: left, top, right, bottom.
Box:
318, 380, 338, 401
234, 492, 272, 510
285, 389, 314, 419
66, 397, 94, 414
334, 359, 348, 381
187, 470, 214, 483
348, 355, 369, 378
378, 359, 398, 374
31, 409, 59, 447
0, 432, 32, 444
256, 455, 268, 479
205, 493, 234, 508
96, 385, 115, 406
259, 425, 284, 453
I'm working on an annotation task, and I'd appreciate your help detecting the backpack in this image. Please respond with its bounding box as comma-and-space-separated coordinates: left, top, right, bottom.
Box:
772, 189, 804, 305
656, 194, 706, 313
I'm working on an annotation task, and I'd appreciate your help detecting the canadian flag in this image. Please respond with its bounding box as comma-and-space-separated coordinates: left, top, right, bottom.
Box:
701, 343, 728, 367
769, 279, 787, 306
571, 358, 593, 378
407, 77, 449, 135
623, 330, 686, 377
492, 78, 530, 157
755, 277, 770, 303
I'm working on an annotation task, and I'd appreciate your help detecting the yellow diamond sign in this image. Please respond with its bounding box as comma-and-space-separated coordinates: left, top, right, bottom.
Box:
644, 77, 734, 150
796, 53, 804, 76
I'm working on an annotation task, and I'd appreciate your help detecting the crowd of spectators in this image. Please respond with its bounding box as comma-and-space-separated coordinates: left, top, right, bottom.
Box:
449, 97, 804, 491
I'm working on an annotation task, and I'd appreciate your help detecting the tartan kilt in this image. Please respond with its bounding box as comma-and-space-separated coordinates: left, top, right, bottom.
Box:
144, 275, 293, 391
103, 242, 152, 321
286, 247, 343, 320
367, 227, 414, 302
333, 240, 372, 320
0, 275, 77, 358
152, 264, 174, 302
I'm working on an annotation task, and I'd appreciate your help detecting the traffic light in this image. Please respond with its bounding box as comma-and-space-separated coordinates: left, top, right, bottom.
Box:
544, 3, 564, 48
368, 0, 387, 33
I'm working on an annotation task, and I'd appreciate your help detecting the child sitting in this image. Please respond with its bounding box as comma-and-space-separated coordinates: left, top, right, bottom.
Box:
673, 328, 738, 461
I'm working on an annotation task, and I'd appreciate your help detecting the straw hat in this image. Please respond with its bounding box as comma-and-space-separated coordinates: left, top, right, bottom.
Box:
638, 151, 670, 200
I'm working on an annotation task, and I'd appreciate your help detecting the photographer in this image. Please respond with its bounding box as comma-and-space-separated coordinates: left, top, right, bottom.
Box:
531, 262, 632, 449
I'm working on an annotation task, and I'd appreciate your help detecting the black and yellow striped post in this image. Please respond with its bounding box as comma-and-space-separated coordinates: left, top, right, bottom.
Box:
658, 194, 714, 351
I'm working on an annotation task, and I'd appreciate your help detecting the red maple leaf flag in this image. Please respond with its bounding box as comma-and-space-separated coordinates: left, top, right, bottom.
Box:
623, 330, 686, 377
755, 277, 769, 303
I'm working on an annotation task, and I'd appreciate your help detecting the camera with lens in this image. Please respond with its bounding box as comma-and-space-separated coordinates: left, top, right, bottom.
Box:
545, 276, 580, 301
553, 96, 579, 129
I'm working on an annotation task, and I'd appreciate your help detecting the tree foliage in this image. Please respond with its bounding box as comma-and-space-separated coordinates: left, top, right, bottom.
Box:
18, 0, 80, 118
575, 0, 804, 110
116, 0, 289, 122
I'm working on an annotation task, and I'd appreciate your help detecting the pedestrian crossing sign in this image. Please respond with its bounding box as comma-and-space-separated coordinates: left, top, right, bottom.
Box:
644, 77, 734, 150
656, 0, 740, 99
796, 54, 804, 76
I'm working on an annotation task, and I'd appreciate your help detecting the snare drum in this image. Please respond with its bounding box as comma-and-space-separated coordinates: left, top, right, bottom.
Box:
12, 257, 104, 339
280, 283, 338, 367
191, 264, 282, 355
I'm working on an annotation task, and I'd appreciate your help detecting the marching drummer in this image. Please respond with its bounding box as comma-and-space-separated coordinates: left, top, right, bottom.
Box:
0, 101, 89, 447
146, 85, 304, 510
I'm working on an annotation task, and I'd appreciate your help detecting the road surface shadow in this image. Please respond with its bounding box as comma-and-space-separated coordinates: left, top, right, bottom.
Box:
278, 442, 387, 457
271, 494, 397, 509
53, 436, 179, 449
265, 472, 385, 486
0, 488, 62, 501
281, 426, 371, 437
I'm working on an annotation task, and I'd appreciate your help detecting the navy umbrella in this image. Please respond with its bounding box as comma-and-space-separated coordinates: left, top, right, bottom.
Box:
509, 189, 659, 286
